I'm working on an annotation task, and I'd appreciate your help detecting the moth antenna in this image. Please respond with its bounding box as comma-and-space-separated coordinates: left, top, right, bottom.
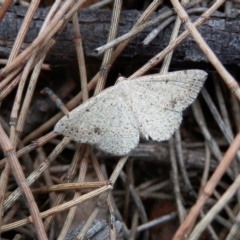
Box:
41, 87, 69, 117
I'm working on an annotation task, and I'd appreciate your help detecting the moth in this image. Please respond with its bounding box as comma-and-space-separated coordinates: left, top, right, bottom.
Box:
54, 70, 207, 155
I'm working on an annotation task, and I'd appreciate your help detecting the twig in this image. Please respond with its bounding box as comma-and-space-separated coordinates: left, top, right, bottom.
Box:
213, 75, 233, 139
0, 39, 56, 100
173, 132, 240, 240
95, 7, 174, 55
142, 16, 176, 46
36, 148, 57, 205
192, 101, 225, 169
12, 0, 65, 150
170, 0, 240, 100
201, 87, 239, 155
0, 0, 87, 79
0, 125, 48, 239
169, 137, 186, 223
175, 130, 196, 198
43, 143, 87, 231
3, 137, 71, 213
129, 209, 139, 240
87, 0, 113, 9
230, 94, 240, 131
1, 185, 112, 233
0, 132, 56, 169
200, 143, 211, 191
57, 146, 89, 239
0, 0, 12, 21
7, 0, 40, 63
94, 0, 122, 95
123, 159, 133, 222
97, 157, 130, 238
225, 210, 240, 240
31, 181, 109, 194
120, 171, 149, 240
137, 212, 177, 232
189, 174, 240, 239
76, 156, 128, 239
72, 8, 88, 102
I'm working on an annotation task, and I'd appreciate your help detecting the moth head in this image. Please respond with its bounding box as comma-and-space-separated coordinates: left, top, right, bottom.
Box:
115, 76, 127, 84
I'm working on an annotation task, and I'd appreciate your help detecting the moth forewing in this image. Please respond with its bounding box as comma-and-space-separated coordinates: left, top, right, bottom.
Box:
54, 70, 208, 155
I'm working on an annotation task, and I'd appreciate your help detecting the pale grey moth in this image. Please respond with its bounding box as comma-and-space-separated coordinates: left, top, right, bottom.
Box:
54, 70, 207, 155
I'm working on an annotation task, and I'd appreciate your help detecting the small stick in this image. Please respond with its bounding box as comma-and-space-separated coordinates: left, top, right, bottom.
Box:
230, 94, 240, 132
36, 148, 57, 206
0, 39, 56, 100
87, 0, 112, 9
1, 185, 112, 233
123, 159, 133, 222
200, 144, 211, 191
189, 175, 240, 239
94, 0, 122, 95
0, 68, 20, 91
7, 0, 40, 63
2, 202, 20, 225
213, 190, 235, 222
129, 209, 139, 240
72, 9, 88, 102
0, 132, 56, 169
170, 0, 240, 100
0, 0, 13, 22
120, 171, 149, 239
199, 145, 219, 239
142, 16, 176, 46
175, 130, 196, 198
213, 75, 233, 138
192, 101, 224, 167
169, 137, 186, 223
2, 137, 71, 213
0, 59, 51, 70
95, 8, 174, 55
57, 146, 90, 239
94, 153, 130, 238
201, 87, 237, 150
41, 87, 69, 116
225, 210, 240, 240
0, 0, 87, 79
31, 181, 109, 194
173, 132, 240, 240
137, 212, 177, 232
141, 6, 224, 46
43, 143, 88, 231
76, 156, 128, 239
0, 125, 48, 239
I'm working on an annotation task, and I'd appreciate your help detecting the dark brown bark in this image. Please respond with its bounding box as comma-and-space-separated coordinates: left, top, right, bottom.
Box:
0, 6, 239, 65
